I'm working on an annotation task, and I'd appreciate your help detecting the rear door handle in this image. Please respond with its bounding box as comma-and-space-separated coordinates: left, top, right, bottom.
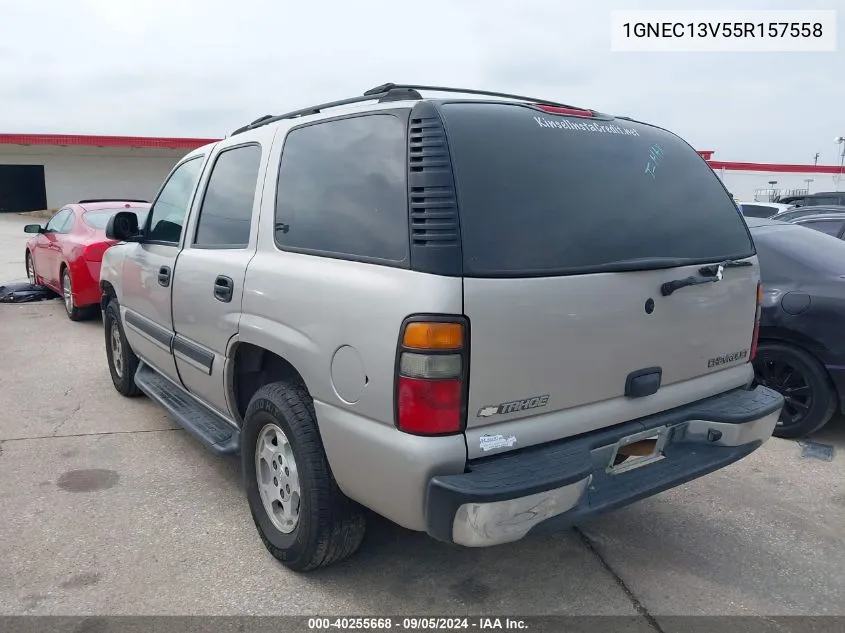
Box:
158, 266, 171, 287
213, 275, 234, 303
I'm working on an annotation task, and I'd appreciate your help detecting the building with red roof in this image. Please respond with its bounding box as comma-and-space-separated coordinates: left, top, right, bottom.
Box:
0, 134, 217, 212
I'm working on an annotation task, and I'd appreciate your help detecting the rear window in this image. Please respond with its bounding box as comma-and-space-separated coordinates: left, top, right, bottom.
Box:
741, 204, 777, 218
83, 208, 149, 230
752, 223, 845, 276
805, 196, 841, 206
439, 102, 754, 276
799, 218, 845, 236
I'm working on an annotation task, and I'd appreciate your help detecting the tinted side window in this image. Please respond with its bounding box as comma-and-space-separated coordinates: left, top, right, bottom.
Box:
275, 114, 408, 263
46, 209, 71, 232
800, 219, 845, 236
147, 157, 204, 243
194, 145, 262, 247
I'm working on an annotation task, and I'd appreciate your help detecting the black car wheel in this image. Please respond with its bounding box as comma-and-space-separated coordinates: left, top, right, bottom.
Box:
752, 342, 836, 439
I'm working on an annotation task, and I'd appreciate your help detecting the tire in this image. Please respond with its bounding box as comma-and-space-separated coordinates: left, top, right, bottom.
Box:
753, 342, 836, 439
61, 267, 95, 321
242, 381, 366, 571
25, 251, 36, 285
104, 299, 142, 397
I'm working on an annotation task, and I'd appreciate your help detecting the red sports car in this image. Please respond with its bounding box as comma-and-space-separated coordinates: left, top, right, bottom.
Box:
24, 199, 150, 321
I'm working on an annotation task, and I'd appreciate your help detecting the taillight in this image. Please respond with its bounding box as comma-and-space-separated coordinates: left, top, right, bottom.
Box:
533, 104, 594, 117
750, 282, 763, 361
395, 318, 468, 435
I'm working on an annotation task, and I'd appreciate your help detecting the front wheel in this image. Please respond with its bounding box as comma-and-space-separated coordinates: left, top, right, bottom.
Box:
104, 300, 141, 397
26, 251, 36, 285
753, 342, 836, 439
242, 382, 366, 571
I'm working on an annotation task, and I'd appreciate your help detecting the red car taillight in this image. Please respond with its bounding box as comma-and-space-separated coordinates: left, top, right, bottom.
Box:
750, 282, 763, 361
395, 319, 468, 436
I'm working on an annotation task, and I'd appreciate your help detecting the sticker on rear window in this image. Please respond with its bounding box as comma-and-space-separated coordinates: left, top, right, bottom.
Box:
533, 116, 640, 136
479, 433, 518, 452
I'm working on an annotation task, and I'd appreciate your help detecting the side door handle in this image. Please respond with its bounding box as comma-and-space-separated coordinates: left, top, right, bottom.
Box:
213, 275, 234, 303
158, 266, 171, 287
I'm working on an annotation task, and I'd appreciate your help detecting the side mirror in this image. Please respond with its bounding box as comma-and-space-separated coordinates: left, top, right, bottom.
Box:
105, 211, 142, 242
24, 224, 44, 234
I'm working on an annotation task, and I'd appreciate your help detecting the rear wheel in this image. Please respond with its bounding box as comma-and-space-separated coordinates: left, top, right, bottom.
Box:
752, 342, 836, 439
242, 381, 366, 571
61, 268, 95, 321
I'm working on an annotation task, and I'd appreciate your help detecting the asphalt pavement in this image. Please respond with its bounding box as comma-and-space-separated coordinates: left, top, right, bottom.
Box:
1, 212, 843, 619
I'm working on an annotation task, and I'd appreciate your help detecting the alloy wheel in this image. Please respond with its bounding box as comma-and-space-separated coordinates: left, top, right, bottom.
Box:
62, 272, 73, 314
110, 322, 124, 378
255, 423, 302, 534
753, 357, 813, 427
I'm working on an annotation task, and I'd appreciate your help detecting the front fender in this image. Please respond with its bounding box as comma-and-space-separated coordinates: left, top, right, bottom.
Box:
99, 243, 129, 305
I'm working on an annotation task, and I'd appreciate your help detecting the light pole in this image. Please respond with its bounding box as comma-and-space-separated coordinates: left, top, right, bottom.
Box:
768, 180, 778, 202
836, 137, 845, 191
805, 178, 814, 193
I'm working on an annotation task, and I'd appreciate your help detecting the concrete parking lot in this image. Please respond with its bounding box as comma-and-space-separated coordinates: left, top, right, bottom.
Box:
1, 211, 844, 618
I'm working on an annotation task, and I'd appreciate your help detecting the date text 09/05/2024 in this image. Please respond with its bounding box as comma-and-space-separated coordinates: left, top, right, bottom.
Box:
307, 617, 528, 630
622, 22, 823, 39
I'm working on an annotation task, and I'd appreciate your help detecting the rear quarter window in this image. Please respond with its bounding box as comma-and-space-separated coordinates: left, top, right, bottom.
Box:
274, 113, 409, 264
439, 102, 754, 276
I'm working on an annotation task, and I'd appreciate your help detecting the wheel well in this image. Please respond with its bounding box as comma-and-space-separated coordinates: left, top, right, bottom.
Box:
231, 343, 308, 420
100, 281, 116, 310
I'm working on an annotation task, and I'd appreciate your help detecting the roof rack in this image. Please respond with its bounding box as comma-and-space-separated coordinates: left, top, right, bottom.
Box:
78, 198, 149, 204
229, 82, 588, 136
363, 83, 583, 109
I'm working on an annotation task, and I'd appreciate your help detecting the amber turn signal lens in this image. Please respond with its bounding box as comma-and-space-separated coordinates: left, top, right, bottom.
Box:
402, 322, 463, 350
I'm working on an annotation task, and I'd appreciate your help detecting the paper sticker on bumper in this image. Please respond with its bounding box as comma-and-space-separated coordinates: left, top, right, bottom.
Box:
479, 434, 518, 452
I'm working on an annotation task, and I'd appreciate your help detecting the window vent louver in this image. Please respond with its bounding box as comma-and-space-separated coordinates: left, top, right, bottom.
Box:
408, 115, 459, 248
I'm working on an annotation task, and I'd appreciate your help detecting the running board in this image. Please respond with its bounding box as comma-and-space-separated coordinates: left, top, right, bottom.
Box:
134, 362, 240, 456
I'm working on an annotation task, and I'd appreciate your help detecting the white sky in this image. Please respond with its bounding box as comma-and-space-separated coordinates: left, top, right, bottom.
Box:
0, 0, 842, 164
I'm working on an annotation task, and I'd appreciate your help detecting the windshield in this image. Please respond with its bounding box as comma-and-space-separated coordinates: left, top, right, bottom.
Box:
439, 102, 754, 277
83, 208, 149, 230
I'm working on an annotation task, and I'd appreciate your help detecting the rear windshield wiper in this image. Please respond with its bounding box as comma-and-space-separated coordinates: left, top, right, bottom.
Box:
662, 260, 752, 296
698, 259, 752, 278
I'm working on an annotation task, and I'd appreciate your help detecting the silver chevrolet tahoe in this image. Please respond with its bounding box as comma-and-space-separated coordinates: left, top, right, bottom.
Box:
99, 83, 784, 571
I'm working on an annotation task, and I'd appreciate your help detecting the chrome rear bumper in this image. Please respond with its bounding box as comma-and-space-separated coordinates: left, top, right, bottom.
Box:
425, 386, 783, 547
